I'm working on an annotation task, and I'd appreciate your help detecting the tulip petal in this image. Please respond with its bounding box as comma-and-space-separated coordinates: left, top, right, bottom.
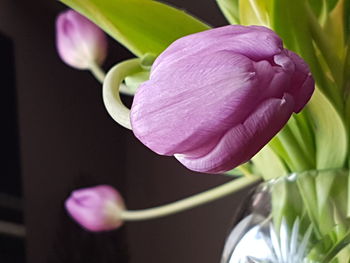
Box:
175, 94, 295, 173
65, 185, 124, 232
152, 25, 283, 76
56, 10, 107, 69
275, 50, 314, 112
131, 51, 262, 156
253, 60, 292, 100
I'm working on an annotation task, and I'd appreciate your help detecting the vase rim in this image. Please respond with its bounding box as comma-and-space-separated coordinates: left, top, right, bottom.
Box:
265, 167, 348, 185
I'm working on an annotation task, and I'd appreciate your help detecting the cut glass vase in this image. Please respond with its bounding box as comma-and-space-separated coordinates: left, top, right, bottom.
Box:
221, 169, 350, 263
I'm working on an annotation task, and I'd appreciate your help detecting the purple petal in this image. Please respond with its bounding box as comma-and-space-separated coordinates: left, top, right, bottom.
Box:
276, 50, 314, 112
131, 51, 262, 156
56, 10, 107, 69
130, 25, 314, 174
175, 94, 295, 173
65, 185, 124, 232
152, 25, 283, 76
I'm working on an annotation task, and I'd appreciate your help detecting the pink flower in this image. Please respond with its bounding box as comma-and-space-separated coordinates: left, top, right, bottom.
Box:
56, 10, 107, 69
130, 25, 314, 173
65, 185, 125, 232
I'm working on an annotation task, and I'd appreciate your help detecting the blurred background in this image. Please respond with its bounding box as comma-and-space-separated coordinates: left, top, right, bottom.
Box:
0, 1, 253, 262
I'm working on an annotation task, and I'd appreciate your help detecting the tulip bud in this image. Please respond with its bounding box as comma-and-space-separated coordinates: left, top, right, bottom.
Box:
130, 25, 314, 173
56, 10, 107, 69
65, 185, 125, 232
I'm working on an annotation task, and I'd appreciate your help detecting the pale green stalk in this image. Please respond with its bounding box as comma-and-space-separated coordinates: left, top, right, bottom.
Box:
120, 175, 261, 221
88, 61, 137, 96
102, 58, 142, 129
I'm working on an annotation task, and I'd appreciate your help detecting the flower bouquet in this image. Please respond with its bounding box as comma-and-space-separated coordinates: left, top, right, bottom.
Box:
56, 0, 350, 262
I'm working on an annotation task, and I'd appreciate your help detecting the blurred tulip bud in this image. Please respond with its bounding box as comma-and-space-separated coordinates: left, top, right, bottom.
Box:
65, 185, 125, 232
56, 10, 107, 69
130, 25, 314, 173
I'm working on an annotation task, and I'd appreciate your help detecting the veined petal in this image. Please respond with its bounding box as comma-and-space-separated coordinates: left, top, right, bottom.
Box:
280, 50, 314, 112
131, 51, 261, 156
152, 25, 283, 76
175, 94, 295, 173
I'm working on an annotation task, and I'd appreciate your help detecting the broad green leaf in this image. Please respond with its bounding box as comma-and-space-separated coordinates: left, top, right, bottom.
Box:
345, 0, 350, 42
60, 0, 210, 57
308, 0, 339, 24
328, 0, 342, 11
308, 0, 324, 18
307, 88, 348, 169
324, 0, 345, 58
216, 0, 240, 24
252, 144, 288, 180
239, 0, 271, 26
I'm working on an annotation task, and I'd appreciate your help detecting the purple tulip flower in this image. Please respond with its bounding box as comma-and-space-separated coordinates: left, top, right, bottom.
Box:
65, 185, 125, 232
56, 10, 107, 69
130, 25, 314, 173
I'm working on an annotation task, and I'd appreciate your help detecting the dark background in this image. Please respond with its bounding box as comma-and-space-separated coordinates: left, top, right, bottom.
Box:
0, 1, 252, 262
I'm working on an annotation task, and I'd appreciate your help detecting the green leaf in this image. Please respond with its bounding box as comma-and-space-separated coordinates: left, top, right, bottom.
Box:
324, 0, 345, 59
216, 0, 240, 24
271, 177, 305, 232
272, 0, 337, 105
296, 171, 323, 237
239, 0, 271, 26
307, 88, 348, 169
327, 0, 341, 11
308, 0, 325, 19
268, 137, 294, 171
286, 113, 316, 167
60, 0, 210, 57
252, 144, 288, 180
345, 0, 350, 42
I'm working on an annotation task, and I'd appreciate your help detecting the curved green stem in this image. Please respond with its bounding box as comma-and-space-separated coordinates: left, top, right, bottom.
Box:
103, 58, 142, 129
88, 61, 138, 96
120, 175, 261, 221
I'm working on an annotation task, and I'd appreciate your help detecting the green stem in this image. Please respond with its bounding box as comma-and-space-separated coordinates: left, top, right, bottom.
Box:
120, 175, 261, 221
103, 58, 142, 129
88, 61, 137, 96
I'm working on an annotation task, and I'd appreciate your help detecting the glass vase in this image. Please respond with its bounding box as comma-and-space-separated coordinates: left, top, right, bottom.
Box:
221, 169, 350, 263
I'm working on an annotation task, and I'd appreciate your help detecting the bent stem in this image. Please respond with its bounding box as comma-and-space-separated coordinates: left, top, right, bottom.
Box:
103, 58, 142, 129
88, 61, 137, 96
120, 175, 261, 221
